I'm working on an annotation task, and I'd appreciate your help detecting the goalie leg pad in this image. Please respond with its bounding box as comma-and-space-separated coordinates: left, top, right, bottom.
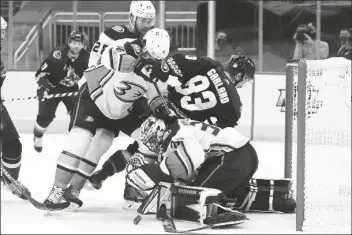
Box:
237, 178, 296, 213
170, 184, 246, 226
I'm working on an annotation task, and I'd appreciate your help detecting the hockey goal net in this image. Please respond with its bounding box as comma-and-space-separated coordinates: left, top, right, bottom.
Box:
285, 58, 351, 232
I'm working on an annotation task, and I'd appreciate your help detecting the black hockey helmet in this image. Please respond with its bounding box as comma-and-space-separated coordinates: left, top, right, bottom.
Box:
226, 55, 255, 88
68, 30, 84, 43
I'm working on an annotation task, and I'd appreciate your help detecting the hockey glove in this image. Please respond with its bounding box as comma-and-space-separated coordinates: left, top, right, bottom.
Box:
124, 39, 143, 59
134, 59, 169, 83
37, 86, 51, 100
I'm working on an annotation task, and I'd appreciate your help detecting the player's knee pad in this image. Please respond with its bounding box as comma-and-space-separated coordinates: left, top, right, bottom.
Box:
2, 138, 22, 165
63, 127, 93, 157
82, 128, 114, 164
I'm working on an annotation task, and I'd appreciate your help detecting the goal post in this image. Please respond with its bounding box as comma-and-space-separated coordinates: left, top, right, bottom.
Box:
285, 58, 351, 232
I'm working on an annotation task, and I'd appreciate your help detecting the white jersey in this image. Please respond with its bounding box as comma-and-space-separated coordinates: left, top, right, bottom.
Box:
159, 119, 250, 180
83, 26, 167, 119
88, 25, 137, 67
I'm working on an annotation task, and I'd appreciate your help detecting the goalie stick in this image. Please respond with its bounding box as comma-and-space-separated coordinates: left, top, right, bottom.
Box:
1, 165, 70, 211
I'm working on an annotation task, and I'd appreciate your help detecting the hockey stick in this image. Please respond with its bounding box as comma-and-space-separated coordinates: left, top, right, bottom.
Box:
152, 81, 189, 119
1, 165, 70, 211
3, 91, 80, 102
158, 203, 246, 234
152, 81, 171, 115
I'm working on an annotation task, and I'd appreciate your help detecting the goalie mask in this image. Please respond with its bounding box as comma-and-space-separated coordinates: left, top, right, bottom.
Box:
227, 55, 255, 88
140, 116, 171, 153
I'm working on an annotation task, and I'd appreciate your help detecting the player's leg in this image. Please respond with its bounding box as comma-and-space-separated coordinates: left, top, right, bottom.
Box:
0, 105, 29, 199
190, 143, 258, 200
89, 98, 152, 204
43, 97, 97, 204
33, 98, 60, 152
62, 94, 78, 117
65, 127, 115, 207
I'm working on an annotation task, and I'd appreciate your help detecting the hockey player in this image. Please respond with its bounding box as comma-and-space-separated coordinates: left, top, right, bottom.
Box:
33, 30, 90, 153
148, 54, 256, 128
88, 54, 256, 198
123, 115, 258, 222
0, 16, 30, 199
42, 22, 171, 208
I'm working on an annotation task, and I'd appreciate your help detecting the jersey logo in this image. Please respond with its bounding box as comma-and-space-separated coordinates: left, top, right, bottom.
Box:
161, 60, 170, 73
114, 81, 146, 102
112, 26, 124, 33
131, 44, 142, 56
167, 57, 183, 78
53, 50, 61, 60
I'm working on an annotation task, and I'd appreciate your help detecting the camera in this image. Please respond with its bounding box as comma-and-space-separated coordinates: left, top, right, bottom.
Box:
295, 24, 311, 42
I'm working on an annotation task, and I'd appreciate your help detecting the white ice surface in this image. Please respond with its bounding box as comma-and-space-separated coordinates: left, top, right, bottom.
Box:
1, 134, 347, 234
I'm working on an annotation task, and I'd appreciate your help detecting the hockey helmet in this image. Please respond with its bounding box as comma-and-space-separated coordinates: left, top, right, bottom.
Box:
141, 28, 170, 63
68, 30, 84, 43
1, 17, 7, 30
227, 55, 255, 88
1, 17, 7, 48
129, 1, 156, 35
140, 116, 170, 153
68, 31, 84, 54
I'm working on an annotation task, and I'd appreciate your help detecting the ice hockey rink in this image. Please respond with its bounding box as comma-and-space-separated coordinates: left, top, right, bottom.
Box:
0, 134, 348, 234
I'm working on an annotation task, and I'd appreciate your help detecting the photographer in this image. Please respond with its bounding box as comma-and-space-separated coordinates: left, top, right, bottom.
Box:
337, 28, 352, 60
215, 31, 235, 66
292, 22, 329, 60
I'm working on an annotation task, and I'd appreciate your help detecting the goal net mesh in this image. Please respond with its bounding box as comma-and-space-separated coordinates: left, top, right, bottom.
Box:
291, 58, 351, 230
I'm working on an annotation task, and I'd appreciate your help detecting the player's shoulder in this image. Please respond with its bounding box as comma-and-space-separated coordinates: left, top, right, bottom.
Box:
48, 45, 68, 61
79, 49, 91, 62
102, 25, 138, 41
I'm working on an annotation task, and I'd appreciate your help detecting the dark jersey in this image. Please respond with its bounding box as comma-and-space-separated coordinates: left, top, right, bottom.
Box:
81, 25, 139, 100
166, 54, 242, 128
35, 45, 90, 88
0, 59, 6, 89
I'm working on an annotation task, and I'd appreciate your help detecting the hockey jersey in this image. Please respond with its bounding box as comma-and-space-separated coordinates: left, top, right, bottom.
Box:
165, 54, 243, 128
82, 25, 168, 119
35, 45, 90, 88
88, 25, 138, 67
159, 119, 250, 180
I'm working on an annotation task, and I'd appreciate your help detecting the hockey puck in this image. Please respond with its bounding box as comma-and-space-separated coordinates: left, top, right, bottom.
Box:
133, 215, 142, 225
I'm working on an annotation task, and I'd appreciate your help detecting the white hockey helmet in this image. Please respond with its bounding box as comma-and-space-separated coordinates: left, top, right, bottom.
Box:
141, 28, 170, 62
140, 116, 169, 153
129, 1, 156, 29
1, 16, 7, 30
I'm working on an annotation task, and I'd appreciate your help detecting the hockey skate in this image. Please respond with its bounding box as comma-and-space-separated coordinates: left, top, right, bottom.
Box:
64, 185, 83, 209
33, 135, 43, 153
123, 183, 148, 210
44, 185, 67, 205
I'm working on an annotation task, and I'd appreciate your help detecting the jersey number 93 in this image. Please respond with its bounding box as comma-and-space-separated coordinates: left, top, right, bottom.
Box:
175, 75, 217, 111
